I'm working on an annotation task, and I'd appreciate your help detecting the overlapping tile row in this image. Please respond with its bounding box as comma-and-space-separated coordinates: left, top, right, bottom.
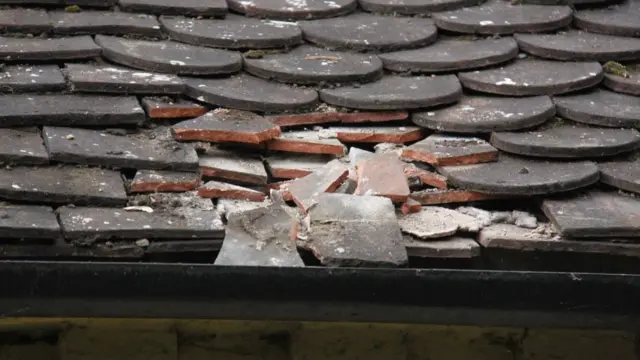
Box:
0, 0, 638, 271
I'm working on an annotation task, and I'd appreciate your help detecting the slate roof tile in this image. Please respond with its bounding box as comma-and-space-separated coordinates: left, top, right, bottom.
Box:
0, 65, 66, 94
118, 0, 228, 17
50, 11, 163, 37
0, 36, 101, 62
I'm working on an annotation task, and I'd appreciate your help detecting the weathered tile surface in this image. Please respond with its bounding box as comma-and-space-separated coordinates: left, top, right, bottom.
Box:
405, 236, 481, 258
0, 8, 51, 33
354, 153, 409, 203
459, 58, 603, 96
410, 189, 505, 205
0, 127, 48, 165
265, 154, 333, 179
50, 11, 162, 37
599, 156, 640, 194
542, 191, 640, 238
198, 180, 266, 201
553, 89, 640, 128
43, 127, 199, 171
0, 36, 100, 62
130, 170, 200, 193
403, 163, 449, 189
400, 198, 421, 215
183, 74, 318, 112
412, 95, 555, 133
0, 166, 126, 206
328, 126, 423, 143
402, 134, 498, 166
141, 97, 208, 119
228, 0, 356, 20
0, 65, 66, 94
359, 0, 480, 14
65, 64, 184, 95
0, 205, 60, 240
319, 75, 461, 110
574, 0, 640, 37
95, 35, 242, 76
491, 125, 640, 158
380, 37, 518, 73
269, 109, 408, 127
244, 45, 383, 85
398, 206, 482, 239
266, 130, 347, 155
119, 0, 228, 16
603, 65, 640, 96
439, 154, 600, 195
287, 159, 349, 211
199, 147, 267, 185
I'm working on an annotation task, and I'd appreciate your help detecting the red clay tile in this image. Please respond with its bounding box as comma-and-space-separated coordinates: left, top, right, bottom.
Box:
402, 134, 498, 166
266, 130, 347, 155
329, 126, 424, 143
198, 180, 266, 202
409, 189, 506, 205
268, 110, 408, 127
288, 159, 349, 212
403, 163, 448, 189
265, 154, 334, 180
130, 170, 200, 193
266, 180, 293, 201
199, 147, 267, 185
354, 153, 410, 203
400, 198, 421, 215
142, 97, 208, 119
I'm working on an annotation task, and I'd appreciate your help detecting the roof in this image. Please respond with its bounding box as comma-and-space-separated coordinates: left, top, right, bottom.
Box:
0, 0, 638, 272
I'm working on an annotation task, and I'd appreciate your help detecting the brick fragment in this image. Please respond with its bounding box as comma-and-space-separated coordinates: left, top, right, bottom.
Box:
410, 189, 506, 205
141, 97, 208, 119
268, 110, 408, 127
401, 198, 421, 215
355, 153, 410, 203
130, 170, 200, 193
199, 147, 267, 185
329, 126, 423, 143
198, 180, 266, 202
402, 134, 499, 166
266, 130, 347, 155
288, 159, 349, 212
403, 163, 448, 189
265, 154, 334, 180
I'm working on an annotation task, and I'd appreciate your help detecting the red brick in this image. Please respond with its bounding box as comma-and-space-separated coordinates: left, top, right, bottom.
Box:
354, 153, 410, 203
266, 131, 347, 155
288, 159, 349, 212
198, 180, 266, 202
401, 198, 421, 215
402, 134, 498, 166
329, 126, 424, 143
409, 189, 506, 205
142, 97, 208, 119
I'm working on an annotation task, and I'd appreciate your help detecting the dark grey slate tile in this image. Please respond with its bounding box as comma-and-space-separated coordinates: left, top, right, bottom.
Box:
0, 0, 58, 4
95, 35, 242, 76
0, 205, 60, 240
0, 65, 66, 93
160, 15, 302, 49
598, 155, 640, 194
43, 126, 199, 171
574, 0, 640, 37
458, 58, 603, 96
359, 0, 481, 14
412, 95, 555, 133
379, 37, 519, 73
603, 66, 640, 96
65, 63, 184, 95
553, 89, 640, 128
119, 0, 228, 17
0, 239, 145, 259
183, 73, 318, 112
0, 127, 48, 165
64, 0, 118, 7
145, 239, 223, 253
0, 36, 101, 62
228, 0, 356, 20
0, 8, 51, 33
0, 94, 145, 127
0, 166, 127, 206
50, 11, 162, 37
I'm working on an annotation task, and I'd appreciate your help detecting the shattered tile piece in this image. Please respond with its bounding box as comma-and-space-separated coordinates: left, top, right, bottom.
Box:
398, 206, 483, 239
65, 64, 184, 95
50, 11, 162, 37
269, 110, 408, 127
288, 159, 349, 212
172, 109, 281, 144
0, 8, 51, 33
409, 189, 506, 205
405, 236, 480, 258
130, 170, 200, 193
354, 153, 409, 203
554, 88, 640, 128
402, 134, 498, 166
297, 193, 408, 267
265, 154, 333, 179
215, 198, 272, 220
141, 97, 207, 119
198, 181, 266, 202
0, 205, 60, 241
400, 198, 421, 215
199, 147, 267, 185
228, 0, 355, 20
0, 127, 49, 165
328, 126, 423, 143
0, 36, 101, 62
403, 163, 448, 189
348, 147, 374, 165
0, 166, 126, 206
0, 65, 66, 94
266, 131, 347, 155
119, 0, 228, 17
43, 127, 199, 171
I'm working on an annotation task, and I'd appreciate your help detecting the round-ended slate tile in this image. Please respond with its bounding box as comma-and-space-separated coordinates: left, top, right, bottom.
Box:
412, 95, 555, 133
244, 45, 383, 85
553, 88, 640, 128
599, 156, 640, 194
183, 73, 319, 112
379, 37, 518, 73
432, 1, 572, 35
299, 13, 437, 52
603, 65, 640, 96
458, 58, 603, 96
227, 0, 357, 20
159, 15, 303, 49
358, 0, 482, 15
95, 35, 242, 75
438, 154, 600, 195
491, 125, 640, 158
318, 75, 461, 110
514, 31, 640, 62
574, 0, 640, 37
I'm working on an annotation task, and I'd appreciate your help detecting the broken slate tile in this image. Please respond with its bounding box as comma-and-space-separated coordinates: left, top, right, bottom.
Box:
287, 159, 349, 212
0, 166, 126, 206
402, 134, 498, 166
405, 236, 480, 259
198, 180, 266, 202
141, 97, 208, 119
244, 45, 382, 85
0, 36, 100, 62
0, 205, 60, 241
458, 58, 603, 96
95, 35, 242, 76
603, 65, 640, 96
160, 15, 302, 49
491, 125, 640, 158
183, 73, 318, 113
398, 206, 482, 239
359, 0, 481, 14
0, 65, 66, 94
439, 154, 600, 195
130, 170, 200, 193
599, 155, 640, 194
412, 95, 555, 133
319, 75, 461, 110
65, 64, 184, 95
433, 1, 572, 35
328, 126, 423, 144
228, 0, 356, 20
514, 31, 640, 62
199, 147, 267, 185
410, 189, 506, 205
379, 37, 518, 73
119, 0, 228, 17
0, 127, 48, 165
542, 190, 640, 239
297, 193, 408, 267
553, 89, 640, 128
574, 0, 640, 37
215, 197, 272, 220
266, 131, 347, 156
0, 8, 51, 33
300, 14, 437, 52
172, 109, 281, 144
0, 94, 145, 127
268, 110, 408, 127
354, 153, 409, 203
58, 205, 224, 243
265, 153, 333, 179
50, 11, 162, 37
43, 127, 199, 171
403, 163, 448, 189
